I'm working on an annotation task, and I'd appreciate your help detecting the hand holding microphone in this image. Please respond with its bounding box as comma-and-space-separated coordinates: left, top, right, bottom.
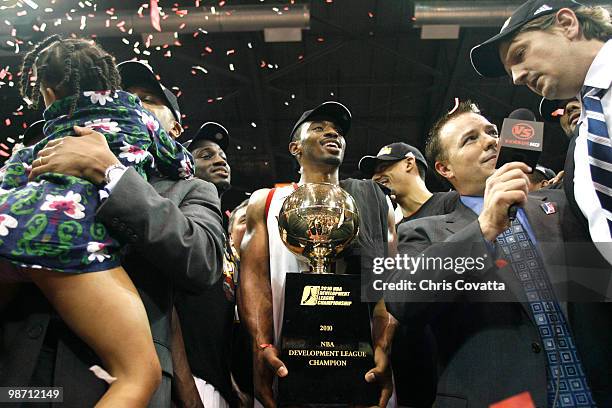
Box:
495, 108, 544, 220
479, 162, 532, 242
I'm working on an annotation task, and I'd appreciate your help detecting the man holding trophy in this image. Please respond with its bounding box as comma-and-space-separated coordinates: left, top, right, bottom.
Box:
238, 102, 398, 407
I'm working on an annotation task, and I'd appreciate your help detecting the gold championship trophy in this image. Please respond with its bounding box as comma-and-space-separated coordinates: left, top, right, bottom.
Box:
277, 183, 378, 406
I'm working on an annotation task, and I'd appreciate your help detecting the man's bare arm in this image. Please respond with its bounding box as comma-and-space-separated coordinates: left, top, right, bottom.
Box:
237, 189, 286, 408
238, 188, 274, 347
365, 202, 398, 407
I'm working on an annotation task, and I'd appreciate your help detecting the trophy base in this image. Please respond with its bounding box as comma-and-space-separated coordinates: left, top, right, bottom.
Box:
278, 273, 378, 407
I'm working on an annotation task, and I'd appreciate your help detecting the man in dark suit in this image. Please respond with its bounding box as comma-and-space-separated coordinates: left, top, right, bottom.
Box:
386, 101, 611, 407
0, 62, 225, 407
470, 0, 612, 266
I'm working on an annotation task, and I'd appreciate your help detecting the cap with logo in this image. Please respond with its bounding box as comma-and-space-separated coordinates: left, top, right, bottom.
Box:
535, 164, 556, 179
117, 61, 182, 125
289, 101, 351, 141
183, 122, 230, 152
470, 0, 583, 78
358, 142, 428, 178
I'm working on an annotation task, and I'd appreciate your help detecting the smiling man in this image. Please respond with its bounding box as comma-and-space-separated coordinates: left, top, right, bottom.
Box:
387, 100, 612, 407
470, 0, 612, 264
359, 142, 457, 225
540, 97, 582, 138
238, 102, 398, 408
187, 122, 231, 194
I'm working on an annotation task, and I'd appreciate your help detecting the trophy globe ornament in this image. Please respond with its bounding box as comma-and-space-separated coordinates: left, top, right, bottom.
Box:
277, 183, 360, 274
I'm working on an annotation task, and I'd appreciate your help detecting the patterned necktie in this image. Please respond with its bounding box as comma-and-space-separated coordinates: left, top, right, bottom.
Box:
496, 218, 596, 407
582, 85, 612, 235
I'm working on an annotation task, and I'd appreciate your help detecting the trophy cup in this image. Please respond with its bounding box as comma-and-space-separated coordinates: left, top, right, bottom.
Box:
277, 183, 378, 406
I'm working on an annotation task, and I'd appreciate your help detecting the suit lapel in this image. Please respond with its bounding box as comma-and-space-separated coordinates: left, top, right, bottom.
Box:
443, 201, 478, 234
443, 202, 532, 316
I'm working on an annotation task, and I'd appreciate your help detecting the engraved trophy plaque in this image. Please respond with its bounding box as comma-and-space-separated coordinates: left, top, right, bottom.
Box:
277, 183, 377, 406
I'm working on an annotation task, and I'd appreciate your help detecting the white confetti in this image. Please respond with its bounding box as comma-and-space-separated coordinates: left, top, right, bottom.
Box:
80, 15, 86, 30
251, 122, 257, 127
23, 0, 39, 9
192, 65, 208, 74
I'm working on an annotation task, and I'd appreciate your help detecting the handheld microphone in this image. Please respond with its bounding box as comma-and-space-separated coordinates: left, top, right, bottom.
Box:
496, 108, 544, 220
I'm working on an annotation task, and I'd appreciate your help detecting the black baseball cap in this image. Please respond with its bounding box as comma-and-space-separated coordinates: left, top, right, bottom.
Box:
289, 101, 351, 141
22, 119, 45, 147
539, 97, 577, 122
535, 164, 556, 179
470, 0, 583, 78
183, 122, 230, 152
358, 142, 428, 178
117, 60, 182, 125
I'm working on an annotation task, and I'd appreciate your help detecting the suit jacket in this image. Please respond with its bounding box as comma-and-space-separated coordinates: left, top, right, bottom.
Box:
0, 169, 225, 408
388, 190, 612, 407
563, 134, 589, 230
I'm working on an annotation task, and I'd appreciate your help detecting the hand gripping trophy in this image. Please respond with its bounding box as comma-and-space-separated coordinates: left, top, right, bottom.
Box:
276, 183, 377, 406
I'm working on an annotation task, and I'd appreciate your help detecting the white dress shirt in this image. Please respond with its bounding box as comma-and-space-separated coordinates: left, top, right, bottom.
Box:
574, 39, 612, 264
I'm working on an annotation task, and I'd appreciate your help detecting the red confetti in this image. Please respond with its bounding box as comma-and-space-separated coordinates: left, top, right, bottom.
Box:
207, 98, 214, 103
150, 0, 162, 32
0, 143, 8, 150
225, 210, 231, 218
219, 0, 225, 6
0, 151, 9, 158
317, 37, 325, 42
368, 11, 374, 18
204, 46, 213, 53
495, 259, 508, 269
5, 119, 11, 126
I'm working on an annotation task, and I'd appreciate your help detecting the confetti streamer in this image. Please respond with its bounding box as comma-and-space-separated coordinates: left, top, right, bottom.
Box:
150, 0, 162, 32
22, 0, 39, 10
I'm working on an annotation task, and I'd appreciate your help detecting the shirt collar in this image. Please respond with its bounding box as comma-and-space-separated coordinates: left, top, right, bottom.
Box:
460, 195, 484, 215
583, 39, 612, 91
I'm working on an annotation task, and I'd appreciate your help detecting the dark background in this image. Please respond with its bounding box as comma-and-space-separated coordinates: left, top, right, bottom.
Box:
0, 0, 577, 212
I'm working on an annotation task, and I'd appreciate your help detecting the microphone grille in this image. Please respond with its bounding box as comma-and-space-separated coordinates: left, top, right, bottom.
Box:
508, 108, 536, 121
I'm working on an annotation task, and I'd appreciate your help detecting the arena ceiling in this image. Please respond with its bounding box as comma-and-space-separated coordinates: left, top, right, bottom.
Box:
0, 0, 573, 210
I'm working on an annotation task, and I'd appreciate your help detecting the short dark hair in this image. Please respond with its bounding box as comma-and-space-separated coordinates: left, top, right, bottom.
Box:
425, 100, 481, 178
415, 161, 427, 181
19, 35, 121, 116
527, 170, 548, 185
228, 199, 249, 234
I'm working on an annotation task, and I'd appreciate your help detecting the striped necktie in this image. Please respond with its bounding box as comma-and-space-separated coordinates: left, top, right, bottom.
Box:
582, 85, 612, 235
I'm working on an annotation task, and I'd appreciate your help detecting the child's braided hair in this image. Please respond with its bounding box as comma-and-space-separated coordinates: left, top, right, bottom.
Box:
19, 35, 121, 116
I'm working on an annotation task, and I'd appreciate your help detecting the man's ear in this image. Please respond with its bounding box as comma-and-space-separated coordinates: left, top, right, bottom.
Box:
434, 160, 453, 181
168, 120, 184, 139
555, 8, 581, 40
289, 140, 301, 158
405, 157, 415, 174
